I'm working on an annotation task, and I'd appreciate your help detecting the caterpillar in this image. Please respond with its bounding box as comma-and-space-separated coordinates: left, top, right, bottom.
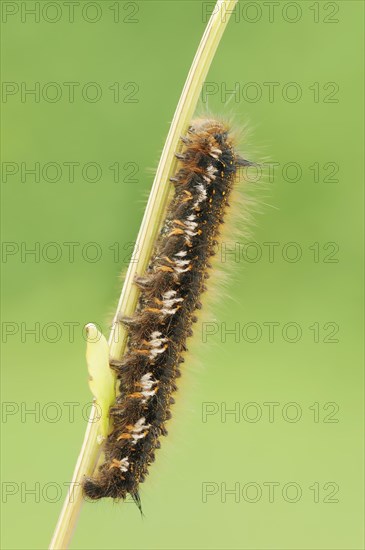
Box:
83, 118, 252, 508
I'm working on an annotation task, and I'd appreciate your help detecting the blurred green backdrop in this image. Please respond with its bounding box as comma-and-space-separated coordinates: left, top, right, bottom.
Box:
1, 1, 364, 549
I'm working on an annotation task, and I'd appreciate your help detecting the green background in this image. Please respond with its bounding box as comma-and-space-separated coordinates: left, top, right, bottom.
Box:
1, 1, 364, 549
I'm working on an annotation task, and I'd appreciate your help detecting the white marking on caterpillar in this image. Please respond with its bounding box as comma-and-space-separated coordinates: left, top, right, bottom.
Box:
149, 346, 167, 359
195, 183, 207, 203
139, 372, 158, 402
133, 417, 150, 432
141, 389, 157, 402
163, 290, 177, 299
161, 307, 179, 316
162, 291, 184, 308
174, 266, 192, 274
119, 457, 130, 472
207, 164, 217, 178
163, 297, 183, 305
131, 417, 150, 445
209, 147, 222, 159
149, 332, 167, 347
140, 372, 157, 391
174, 259, 190, 267
185, 221, 198, 231
148, 332, 168, 359
203, 165, 218, 183
175, 251, 187, 257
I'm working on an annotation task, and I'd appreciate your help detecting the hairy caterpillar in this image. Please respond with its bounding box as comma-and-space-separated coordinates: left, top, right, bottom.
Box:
83, 118, 252, 508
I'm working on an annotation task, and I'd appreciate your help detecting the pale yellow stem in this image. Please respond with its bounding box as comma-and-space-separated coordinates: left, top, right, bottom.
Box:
49, 1, 238, 548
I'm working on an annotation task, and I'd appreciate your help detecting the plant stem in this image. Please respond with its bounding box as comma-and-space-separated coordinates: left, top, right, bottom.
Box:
49, 1, 238, 548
